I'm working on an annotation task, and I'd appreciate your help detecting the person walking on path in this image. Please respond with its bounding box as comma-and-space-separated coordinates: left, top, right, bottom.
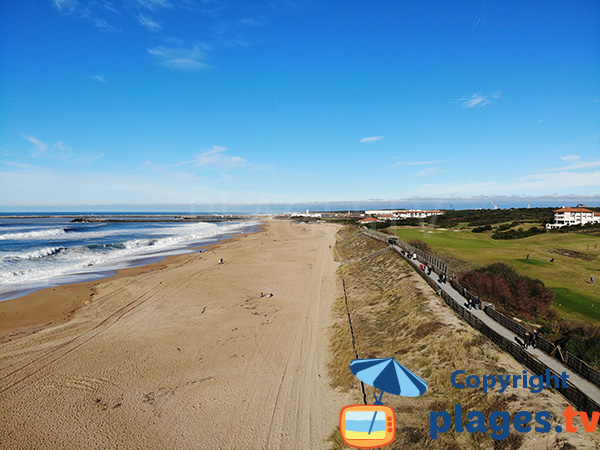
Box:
524, 331, 531, 349
531, 329, 538, 349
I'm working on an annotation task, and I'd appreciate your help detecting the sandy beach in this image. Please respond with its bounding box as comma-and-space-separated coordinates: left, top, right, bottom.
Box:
0, 220, 350, 450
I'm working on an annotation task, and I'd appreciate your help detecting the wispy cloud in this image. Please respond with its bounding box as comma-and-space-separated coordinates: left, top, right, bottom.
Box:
191, 146, 248, 168
23, 136, 48, 154
560, 154, 581, 161
53, 0, 79, 15
470, 17, 482, 34
148, 44, 210, 71
137, 0, 172, 11
239, 17, 266, 26
102, 1, 118, 13
73, 153, 105, 164
23, 136, 73, 159
51, 142, 74, 158
138, 14, 161, 31
0, 160, 39, 170
51, 0, 119, 31
90, 74, 106, 83
414, 167, 444, 177
49, 0, 285, 74
392, 160, 446, 167
460, 91, 501, 109
553, 160, 600, 171
414, 155, 600, 196
94, 18, 118, 32
359, 136, 384, 143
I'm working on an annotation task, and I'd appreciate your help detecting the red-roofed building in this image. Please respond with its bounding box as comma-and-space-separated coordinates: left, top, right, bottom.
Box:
546, 207, 600, 229
359, 217, 382, 224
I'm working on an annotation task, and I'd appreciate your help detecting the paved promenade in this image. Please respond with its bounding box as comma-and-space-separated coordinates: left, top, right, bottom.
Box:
397, 246, 600, 406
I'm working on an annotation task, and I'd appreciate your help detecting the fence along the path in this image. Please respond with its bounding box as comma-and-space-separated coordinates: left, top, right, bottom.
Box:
359, 228, 600, 410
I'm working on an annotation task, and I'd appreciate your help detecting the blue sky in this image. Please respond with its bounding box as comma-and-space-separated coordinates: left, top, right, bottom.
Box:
1, 0, 599, 210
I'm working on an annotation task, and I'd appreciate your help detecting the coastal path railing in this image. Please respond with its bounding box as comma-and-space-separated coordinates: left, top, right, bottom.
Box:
359, 227, 600, 414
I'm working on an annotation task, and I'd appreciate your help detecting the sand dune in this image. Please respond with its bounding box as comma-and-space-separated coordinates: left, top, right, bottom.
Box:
0, 220, 351, 450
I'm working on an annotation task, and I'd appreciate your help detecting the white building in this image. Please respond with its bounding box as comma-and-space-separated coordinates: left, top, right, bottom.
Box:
365, 210, 444, 220
290, 209, 322, 218
546, 207, 600, 229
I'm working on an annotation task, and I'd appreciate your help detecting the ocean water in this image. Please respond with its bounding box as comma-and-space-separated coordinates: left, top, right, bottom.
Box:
0, 217, 257, 300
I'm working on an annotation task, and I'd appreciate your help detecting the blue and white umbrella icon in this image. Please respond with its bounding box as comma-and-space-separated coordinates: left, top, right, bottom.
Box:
350, 357, 428, 435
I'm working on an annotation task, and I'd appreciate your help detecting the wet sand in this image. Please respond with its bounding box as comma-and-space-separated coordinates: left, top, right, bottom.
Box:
0, 220, 350, 449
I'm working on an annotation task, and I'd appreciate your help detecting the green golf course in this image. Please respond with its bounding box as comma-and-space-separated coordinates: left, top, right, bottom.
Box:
390, 226, 600, 322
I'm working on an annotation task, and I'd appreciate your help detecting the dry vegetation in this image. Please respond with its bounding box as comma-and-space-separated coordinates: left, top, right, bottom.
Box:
327, 227, 600, 450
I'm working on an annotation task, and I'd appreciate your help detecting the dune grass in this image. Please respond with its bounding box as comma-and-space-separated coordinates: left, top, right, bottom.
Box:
390, 227, 600, 322
327, 227, 599, 449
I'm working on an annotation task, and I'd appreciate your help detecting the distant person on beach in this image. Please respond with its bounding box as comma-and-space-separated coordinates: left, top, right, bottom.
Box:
219, 258, 224, 264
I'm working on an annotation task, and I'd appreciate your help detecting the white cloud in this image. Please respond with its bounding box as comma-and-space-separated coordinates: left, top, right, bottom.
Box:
239, 17, 266, 26
553, 160, 600, 171
72, 153, 105, 164
53, 0, 79, 15
559, 154, 581, 161
0, 162, 281, 206
22, 136, 73, 159
94, 18, 118, 32
0, 160, 39, 170
23, 136, 48, 154
103, 1, 119, 13
518, 171, 600, 190
51, 142, 73, 159
90, 74, 106, 83
414, 167, 444, 177
192, 146, 248, 168
460, 91, 501, 109
138, 14, 161, 31
148, 44, 210, 71
414, 169, 600, 197
359, 136, 384, 143
137, 0, 172, 11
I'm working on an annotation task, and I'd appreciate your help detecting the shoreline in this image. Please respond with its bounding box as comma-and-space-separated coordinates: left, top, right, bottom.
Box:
0, 225, 259, 342
0, 219, 349, 449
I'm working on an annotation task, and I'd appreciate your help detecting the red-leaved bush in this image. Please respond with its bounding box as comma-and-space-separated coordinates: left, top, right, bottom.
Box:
460, 263, 555, 319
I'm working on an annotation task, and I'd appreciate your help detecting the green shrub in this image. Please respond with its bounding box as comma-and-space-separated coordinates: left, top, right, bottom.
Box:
408, 239, 431, 252
459, 263, 555, 319
492, 227, 545, 240
472, 225, 492, 233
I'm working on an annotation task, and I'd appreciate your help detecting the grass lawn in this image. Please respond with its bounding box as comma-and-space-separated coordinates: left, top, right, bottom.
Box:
391, 226, 600, 322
